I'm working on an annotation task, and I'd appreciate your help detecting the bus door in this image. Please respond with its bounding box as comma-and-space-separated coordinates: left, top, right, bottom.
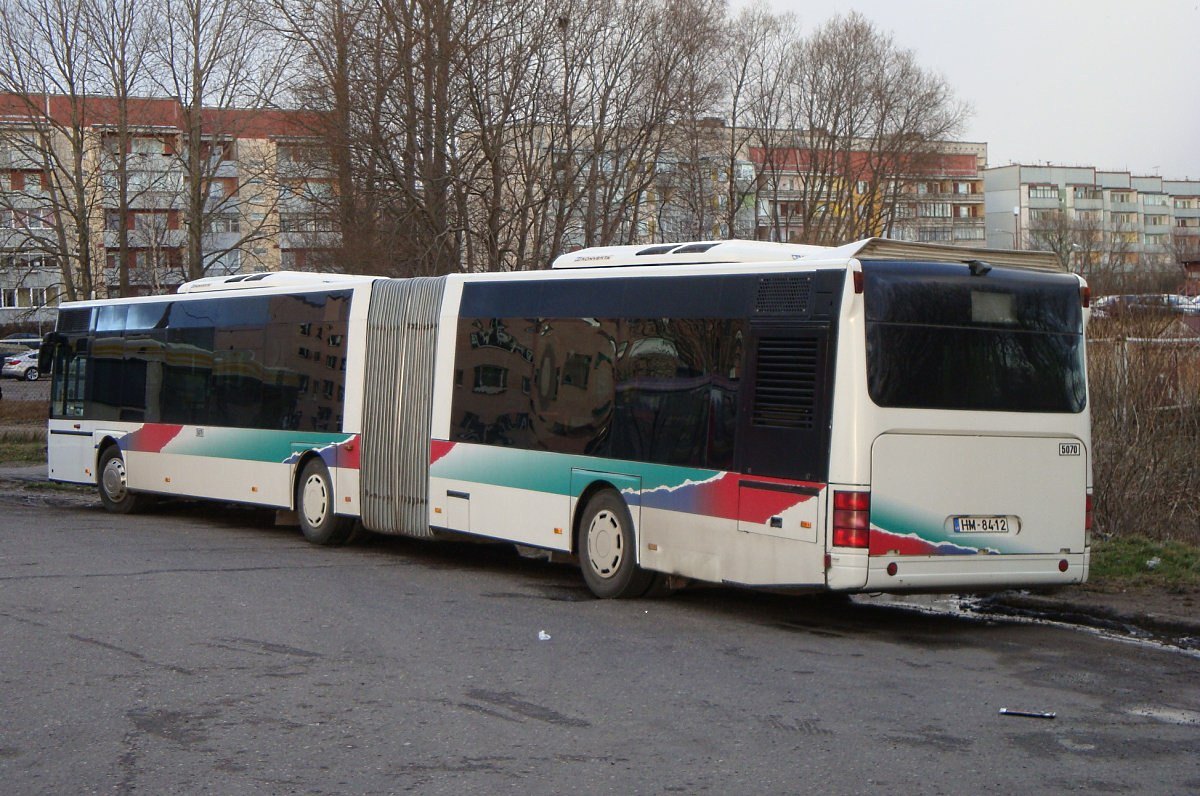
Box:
46, 335, 94, 483
733, 324, 834, 583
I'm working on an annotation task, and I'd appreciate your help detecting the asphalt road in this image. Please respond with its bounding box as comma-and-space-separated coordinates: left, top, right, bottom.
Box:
1, 496, 1198, 794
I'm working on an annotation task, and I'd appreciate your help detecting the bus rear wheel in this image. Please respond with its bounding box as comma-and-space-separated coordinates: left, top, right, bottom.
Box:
296, 459, 354, 546
98, 445, 145, 514
578, 489, 655, 599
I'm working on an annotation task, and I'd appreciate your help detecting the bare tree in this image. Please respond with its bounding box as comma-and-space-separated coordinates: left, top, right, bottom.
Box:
85, 0, 154, 295
150, 0, 291, 281
1026, 209, 1081, 271
719, 3, 794, 240
0, 0, 102, 301
271, 0, 385, 273
762, 12, 967, 245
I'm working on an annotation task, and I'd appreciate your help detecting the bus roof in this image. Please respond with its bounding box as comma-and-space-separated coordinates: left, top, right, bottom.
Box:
551, 240, 829, 268
552, 237, 1064, 273
176, 270, 377, 293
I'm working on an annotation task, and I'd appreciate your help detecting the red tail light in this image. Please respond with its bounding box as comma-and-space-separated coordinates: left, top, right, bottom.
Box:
1081, 285, 1091, 309
1084, 494, 1094, 532
832, 490, 870, 548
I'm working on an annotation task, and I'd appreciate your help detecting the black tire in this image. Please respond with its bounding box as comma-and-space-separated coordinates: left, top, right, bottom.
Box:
296, 458, 354, 545
577, 489, 655, 599
97, 445, 145, 514
23, 367, 38, 381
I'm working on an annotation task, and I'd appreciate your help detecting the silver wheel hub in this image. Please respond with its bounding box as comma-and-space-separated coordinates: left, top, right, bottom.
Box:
102, 457, 128, 502
301, 474, 329, 527
586, 509, 624, 579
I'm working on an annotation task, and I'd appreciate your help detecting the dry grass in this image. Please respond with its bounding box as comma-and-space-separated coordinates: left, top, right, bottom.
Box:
0, 400, 47, 426
1089, 318, 1200, 545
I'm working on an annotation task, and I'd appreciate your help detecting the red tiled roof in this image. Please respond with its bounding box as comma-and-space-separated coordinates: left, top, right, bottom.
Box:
0, 92, 320, 139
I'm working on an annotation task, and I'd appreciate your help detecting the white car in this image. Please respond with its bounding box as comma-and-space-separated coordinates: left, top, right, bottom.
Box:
2, 349, 40, 381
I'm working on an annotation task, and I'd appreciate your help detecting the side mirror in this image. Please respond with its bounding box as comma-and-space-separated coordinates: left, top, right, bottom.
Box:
38, 332, 63, 374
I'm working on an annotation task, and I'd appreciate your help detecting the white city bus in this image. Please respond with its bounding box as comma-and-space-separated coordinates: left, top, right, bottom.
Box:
43, 238, 1092, 597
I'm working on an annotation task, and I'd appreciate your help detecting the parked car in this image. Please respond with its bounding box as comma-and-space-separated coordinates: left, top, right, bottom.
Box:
1091, 293, 1200, 319
2, 349, 40, 381
0, 334, 40, 359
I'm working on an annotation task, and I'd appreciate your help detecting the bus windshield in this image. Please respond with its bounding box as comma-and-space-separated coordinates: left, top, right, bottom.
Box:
864, 261, 1087, 413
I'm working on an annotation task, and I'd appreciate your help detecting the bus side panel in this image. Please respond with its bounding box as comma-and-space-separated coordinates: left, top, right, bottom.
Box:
47, 422, 99, 485
429, 441, 830, 587
125, 452, 292, 507
113, 423, 358, 509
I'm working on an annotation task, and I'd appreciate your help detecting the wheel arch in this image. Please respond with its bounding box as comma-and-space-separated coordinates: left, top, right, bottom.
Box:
95, 435, 123, 474
572, 479, 621, 555
290, 450, 330, 511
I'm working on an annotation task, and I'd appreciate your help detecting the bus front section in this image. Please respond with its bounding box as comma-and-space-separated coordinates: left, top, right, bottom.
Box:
829, 259, 1091, 593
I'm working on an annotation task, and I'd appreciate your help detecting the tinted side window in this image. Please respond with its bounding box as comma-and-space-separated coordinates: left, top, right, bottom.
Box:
450, 316, 745, 470
75, 290, 352, 431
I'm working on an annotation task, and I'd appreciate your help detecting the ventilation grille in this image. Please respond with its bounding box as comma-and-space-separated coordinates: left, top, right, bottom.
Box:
755, 276, 811, 316
57, 308, 91, 333
752, 337, 818, 429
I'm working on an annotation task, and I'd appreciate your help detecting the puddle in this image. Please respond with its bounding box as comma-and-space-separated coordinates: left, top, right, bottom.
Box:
858, 593, 1200, 657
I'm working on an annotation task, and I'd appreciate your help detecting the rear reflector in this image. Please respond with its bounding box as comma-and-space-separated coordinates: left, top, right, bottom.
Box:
832, 490, 870, 548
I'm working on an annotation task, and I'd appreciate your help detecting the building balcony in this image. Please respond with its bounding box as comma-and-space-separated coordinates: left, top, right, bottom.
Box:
1027, 196, 1062, 210
104, 229, 186, 249
0, 228, 55, 248
910, 191, 982, 203
280, 230, 341, 250
1071, 198, 1102, 210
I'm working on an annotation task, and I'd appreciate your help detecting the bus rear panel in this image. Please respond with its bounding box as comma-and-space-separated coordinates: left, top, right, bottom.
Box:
826, 259, 1090, 592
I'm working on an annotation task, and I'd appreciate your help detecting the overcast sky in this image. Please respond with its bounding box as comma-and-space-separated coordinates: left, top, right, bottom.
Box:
731, 0, 1200, 181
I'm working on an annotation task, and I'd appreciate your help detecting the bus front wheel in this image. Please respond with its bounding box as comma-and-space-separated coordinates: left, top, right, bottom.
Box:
98, 446, 145, 514
296, 459, 354, 546
578, 489, 655, 599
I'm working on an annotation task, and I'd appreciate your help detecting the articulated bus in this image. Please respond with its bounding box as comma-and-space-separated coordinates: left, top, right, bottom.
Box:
43, 238, 1092, 598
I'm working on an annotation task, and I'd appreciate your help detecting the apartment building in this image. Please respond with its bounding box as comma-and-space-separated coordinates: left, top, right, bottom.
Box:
749, 139, 987, 246
0, 93, 334, 328
983, 165, 1200, 284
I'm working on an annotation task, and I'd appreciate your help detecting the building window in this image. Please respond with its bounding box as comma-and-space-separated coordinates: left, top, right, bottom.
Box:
16, 208, 50, 229
1028, 185, 1059, 200
917, 227, 953, 242
206, 213, 239, 234
132, 137, 166, 155
473, 364, 508, 394
0, 286, 52, 308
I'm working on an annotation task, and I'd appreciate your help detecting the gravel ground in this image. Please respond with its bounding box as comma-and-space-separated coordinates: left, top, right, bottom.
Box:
0, 377, 49, 401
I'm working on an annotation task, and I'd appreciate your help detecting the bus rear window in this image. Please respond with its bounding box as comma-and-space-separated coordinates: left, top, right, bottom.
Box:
863, 262, 1086, 413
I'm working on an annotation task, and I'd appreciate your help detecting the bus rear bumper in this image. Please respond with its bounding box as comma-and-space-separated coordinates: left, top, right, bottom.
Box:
859, 552, 1090, 593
